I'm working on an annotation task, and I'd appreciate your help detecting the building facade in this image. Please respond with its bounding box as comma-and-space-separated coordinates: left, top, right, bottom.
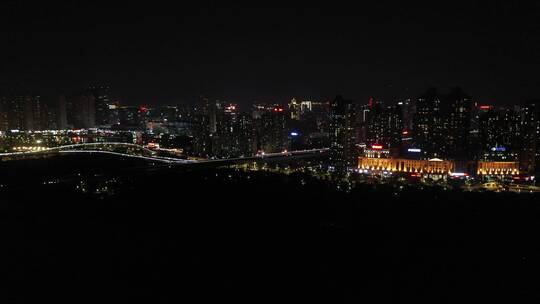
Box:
329, 95, 357, 174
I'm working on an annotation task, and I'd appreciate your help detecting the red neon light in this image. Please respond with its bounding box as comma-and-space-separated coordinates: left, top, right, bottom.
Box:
372, 145, 383, 150
479, 105, 492, 110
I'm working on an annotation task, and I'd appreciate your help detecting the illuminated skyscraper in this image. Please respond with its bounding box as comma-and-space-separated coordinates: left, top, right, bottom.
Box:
253, 104, 287, 154
385, 104, 405, 150
477, 106, 520, 162
235, 113, 255, 157
364, 100, 403, 151
520, 100, 540, 176
193, 96, 214, 157
288, 98, 301, 120
364, 97, 384, 147
413, 88, 444, 158
212, 103, 255, 157
329, 95, 357, 174
446, 87, 472, 160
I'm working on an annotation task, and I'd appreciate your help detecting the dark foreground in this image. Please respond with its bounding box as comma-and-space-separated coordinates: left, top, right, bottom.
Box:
2, 155, 540, 303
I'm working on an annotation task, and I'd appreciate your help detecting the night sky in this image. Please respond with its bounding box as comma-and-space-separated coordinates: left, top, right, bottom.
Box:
2, 1, 540, 106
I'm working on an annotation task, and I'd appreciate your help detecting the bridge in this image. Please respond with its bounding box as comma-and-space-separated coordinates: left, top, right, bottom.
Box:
0, 142, 328, 166
0, 142, 194, 163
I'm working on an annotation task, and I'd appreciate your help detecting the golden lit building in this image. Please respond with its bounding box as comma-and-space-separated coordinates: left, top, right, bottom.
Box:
358, 157, 454, 174
358, 156, 520, 178
477, 161, 519, 176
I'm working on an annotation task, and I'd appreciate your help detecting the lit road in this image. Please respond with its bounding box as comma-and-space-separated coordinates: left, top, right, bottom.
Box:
0, 142, 328, 166
193, 148, 330, 167
57, 150, 195, 164
0, 142, 195, 164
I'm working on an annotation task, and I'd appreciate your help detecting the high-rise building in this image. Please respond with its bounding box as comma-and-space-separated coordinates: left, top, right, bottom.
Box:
468, 102, 482, 160
192, 96, 214, 157
253, 104, 287, 154
386, 104, 405, 150
70, 93, 96, 129
173, 104, 195, 136
288, 98, 301, 120
503, 106, 522, 151
23, 95, 36, 130
478, 108, 509, 162
107, 102, 121, 126
329, 95, 357, 174
34, 96, 58, 130
400, 98, 416, 132
481, 108, 504, 149
5, 94, 42, 131
520, 100, 540, 176
88, 85, 111, 126
477, 106, 520, 162
118, 106, 146, 130
0, 94, 27, 130
42, 101, 57, 130
156, 106, 179, 123
446, 87, 472, 160
364, 97, 384, 147
213, 102, 235, 157
366, 102, 404, 152
413, 88, 444, 158
235, 113, 255, 157
57, 95, 68, 130
211, 103, 255, 158
8, 96, 25, 130
0, 96, 9, 131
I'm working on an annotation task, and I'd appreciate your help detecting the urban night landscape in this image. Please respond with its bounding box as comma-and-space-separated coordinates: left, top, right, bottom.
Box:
3, 1, 540, 303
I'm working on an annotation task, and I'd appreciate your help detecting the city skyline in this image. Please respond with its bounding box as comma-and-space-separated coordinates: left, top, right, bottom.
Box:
2, 87, 539, 181
2, 2, 540, 105
5, 3, 540, 302
0, 83, 537, 108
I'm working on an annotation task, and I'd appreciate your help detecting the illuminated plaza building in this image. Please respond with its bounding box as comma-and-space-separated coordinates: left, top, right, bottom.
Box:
358, 156, 454, 177
477, 161, 520, 177
359, 145, 520, 180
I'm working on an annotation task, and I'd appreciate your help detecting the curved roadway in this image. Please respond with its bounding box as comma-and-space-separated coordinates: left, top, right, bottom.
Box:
0, 142, 328, 165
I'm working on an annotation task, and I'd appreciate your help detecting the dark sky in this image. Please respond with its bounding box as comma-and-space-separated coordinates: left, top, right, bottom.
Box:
1, 1, 540, 105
